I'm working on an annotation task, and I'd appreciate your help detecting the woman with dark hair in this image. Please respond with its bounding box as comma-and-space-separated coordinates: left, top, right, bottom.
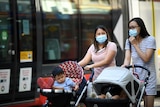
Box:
78, 25, 117, 99
122, 17, 157, 107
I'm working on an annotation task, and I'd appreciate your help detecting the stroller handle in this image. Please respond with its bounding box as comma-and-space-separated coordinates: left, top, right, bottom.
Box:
125, 65, 151, 86
89, 68, 94, 82
82, 67, 94, 82
125, 65, 150, 77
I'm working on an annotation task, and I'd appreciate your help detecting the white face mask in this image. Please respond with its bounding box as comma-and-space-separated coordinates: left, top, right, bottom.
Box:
96, 34, 107, 44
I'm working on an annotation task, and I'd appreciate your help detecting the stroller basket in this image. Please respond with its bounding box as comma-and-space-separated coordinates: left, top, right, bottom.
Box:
85, 97, 130, 107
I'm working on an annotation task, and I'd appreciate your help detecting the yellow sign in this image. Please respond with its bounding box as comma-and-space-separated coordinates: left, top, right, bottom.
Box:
158, 49, 160, 56
20, 51, 32, 62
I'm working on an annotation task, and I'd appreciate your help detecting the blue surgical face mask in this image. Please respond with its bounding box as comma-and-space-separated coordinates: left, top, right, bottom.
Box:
129, 29, 138, 37
96, 34, 107, 44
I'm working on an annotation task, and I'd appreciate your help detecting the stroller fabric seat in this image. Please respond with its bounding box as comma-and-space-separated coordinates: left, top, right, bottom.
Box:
59, 61, 84, 85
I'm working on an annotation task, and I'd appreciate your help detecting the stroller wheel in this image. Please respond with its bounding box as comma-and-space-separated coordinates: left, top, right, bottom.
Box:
42, 104, 48, 107
42, 100, 49, 107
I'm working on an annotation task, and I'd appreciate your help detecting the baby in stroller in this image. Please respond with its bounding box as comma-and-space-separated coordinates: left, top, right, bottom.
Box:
37, 61, 87, 107
52, 66, 79, 91
97, 84, 127, 99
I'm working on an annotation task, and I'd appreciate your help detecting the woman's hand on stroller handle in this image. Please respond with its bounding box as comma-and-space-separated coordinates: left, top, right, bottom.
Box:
82, 66, 94, 82
83, 65, 94, 71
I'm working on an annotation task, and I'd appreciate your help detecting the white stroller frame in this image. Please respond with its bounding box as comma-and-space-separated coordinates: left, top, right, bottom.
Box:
92, 65, 150, 107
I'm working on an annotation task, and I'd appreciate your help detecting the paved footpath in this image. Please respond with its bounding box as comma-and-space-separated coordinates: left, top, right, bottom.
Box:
79, 96, 160, 107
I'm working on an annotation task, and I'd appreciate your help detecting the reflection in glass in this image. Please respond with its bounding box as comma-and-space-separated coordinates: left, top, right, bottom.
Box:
17, 0, 33, 62
41, 0, 122, 63
41, 0, 78, 62
0, 0, 12, 64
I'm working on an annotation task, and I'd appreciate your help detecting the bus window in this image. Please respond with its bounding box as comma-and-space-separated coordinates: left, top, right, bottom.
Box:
0, 1, 12, 64
41, 0, 78, 63
17, 0, 33, 63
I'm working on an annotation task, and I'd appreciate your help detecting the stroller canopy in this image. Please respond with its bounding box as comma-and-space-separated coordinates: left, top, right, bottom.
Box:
93, 66, 144, 103
59, 61, 84, 85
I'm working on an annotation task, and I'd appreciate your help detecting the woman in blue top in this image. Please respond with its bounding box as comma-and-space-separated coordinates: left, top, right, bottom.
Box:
121, 17, 157, 107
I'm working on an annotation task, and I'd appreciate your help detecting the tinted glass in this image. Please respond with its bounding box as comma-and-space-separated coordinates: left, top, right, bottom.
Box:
17, 0, 33, 63
41, 0, 78, 62
0, 0, 12, 64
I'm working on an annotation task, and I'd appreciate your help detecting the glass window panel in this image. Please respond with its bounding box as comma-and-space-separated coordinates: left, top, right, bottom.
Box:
17, 0, 33, 51
17, 0, 33, 62
0, 0, 12, 64
41, 0, 78, 63
80, 0, 111, 14
41, 0, 122, 63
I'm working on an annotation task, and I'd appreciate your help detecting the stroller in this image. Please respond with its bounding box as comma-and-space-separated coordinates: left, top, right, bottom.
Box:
37, 62, 150, 107
85, 65, 150, 107
37, 61, 87, 107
